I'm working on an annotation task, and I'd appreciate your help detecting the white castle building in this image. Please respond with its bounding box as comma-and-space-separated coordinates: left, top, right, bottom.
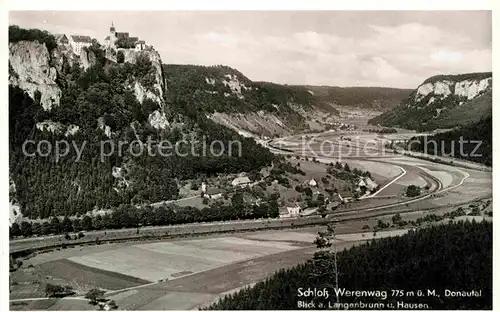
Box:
104, 22, 146, 51
68, 35, 92, 56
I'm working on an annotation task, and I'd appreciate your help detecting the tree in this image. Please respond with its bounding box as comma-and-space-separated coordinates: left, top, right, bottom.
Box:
108, 300, 117, 309
231, 192, 244, 210
311, 223, 339, 304
10, 223, 21, 238
72, 218, 82, 232
375, 219, 389, 230
41, 222, 51, 235
317, 205, 327, 217
117, 50, 125, 63
82, 215, 93, 231
304, 187, 313, 197
314, 223, 335, 249
344, 163, 351, 172
20, 221, 32, 237
392, 213, 402, 225
85, 288, 105, 303
61, 216, 73, 233
45, 284, 72, 297
49, 217, 61, 234
406, 185, 421, 197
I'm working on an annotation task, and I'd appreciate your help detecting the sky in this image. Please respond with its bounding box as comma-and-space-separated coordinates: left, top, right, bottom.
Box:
9, 11, 492, 88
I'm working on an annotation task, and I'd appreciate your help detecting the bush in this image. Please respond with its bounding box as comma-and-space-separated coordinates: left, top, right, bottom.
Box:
45, 284, 73, 297
117, 51, 125, 64
108, 300, 117, 309
115, 37, 136, 49
85, 288, 105, 303
405, 185, 421, 197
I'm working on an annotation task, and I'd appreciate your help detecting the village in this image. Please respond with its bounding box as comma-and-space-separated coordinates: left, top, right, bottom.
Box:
165, 156, 380, 219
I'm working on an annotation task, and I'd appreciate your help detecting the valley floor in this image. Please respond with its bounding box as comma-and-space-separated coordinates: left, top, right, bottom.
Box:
10, 129, 492, 311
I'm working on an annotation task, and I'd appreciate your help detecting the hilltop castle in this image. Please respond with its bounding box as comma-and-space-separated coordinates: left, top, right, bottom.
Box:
104, 22, 146, 51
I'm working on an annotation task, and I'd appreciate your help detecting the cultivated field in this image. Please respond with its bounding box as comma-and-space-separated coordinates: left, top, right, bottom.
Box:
69, 237, 302, 282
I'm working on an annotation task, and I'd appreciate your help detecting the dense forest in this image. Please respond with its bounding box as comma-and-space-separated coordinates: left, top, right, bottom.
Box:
207, 221, 492, 310
406, 116, 492, 166
9, 26, 275, 219
9, 193, 280, 238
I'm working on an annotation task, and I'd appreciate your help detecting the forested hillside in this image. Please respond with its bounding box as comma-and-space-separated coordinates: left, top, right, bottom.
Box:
208, 221, 492, 310
164, 64, 323, 114
369, 72, 492, 131
304, 85, 412, 111
9, 26, 274, 219
163, 64, 335, 136
406, 116, 492, 166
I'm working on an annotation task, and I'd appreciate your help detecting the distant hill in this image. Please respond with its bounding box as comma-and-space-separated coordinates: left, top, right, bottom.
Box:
368, 72, 492, 131
162, 65, 413, 137
302, 85, 412, 111
163, 64, 342, 137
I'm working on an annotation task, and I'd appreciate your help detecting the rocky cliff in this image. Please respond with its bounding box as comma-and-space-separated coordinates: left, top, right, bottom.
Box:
10, 38, 169, 134
9, 41, 62, 111
368, 72, 492, 130
106, 48, 166, 106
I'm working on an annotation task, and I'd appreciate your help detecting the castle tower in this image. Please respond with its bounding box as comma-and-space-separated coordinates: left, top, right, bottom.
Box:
110, 21, 116, 36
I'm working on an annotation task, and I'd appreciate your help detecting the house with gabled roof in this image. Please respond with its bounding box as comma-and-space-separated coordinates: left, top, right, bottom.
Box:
54, 34, 69, 45
231, 176, 251, 188
203, 187, 223, 200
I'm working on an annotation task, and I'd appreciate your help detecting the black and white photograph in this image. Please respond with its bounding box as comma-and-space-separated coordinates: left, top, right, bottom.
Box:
6, 4, 494, 311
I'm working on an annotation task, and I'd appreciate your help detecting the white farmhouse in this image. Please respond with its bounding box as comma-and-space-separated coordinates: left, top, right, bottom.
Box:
357, 177, 378, 193
231, 176, 251, 188
365, 177, 378, 191
308, 179, 318, 187
287, 206, 301, 216
280, 204, 302, 218
204, 187, 223, 200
